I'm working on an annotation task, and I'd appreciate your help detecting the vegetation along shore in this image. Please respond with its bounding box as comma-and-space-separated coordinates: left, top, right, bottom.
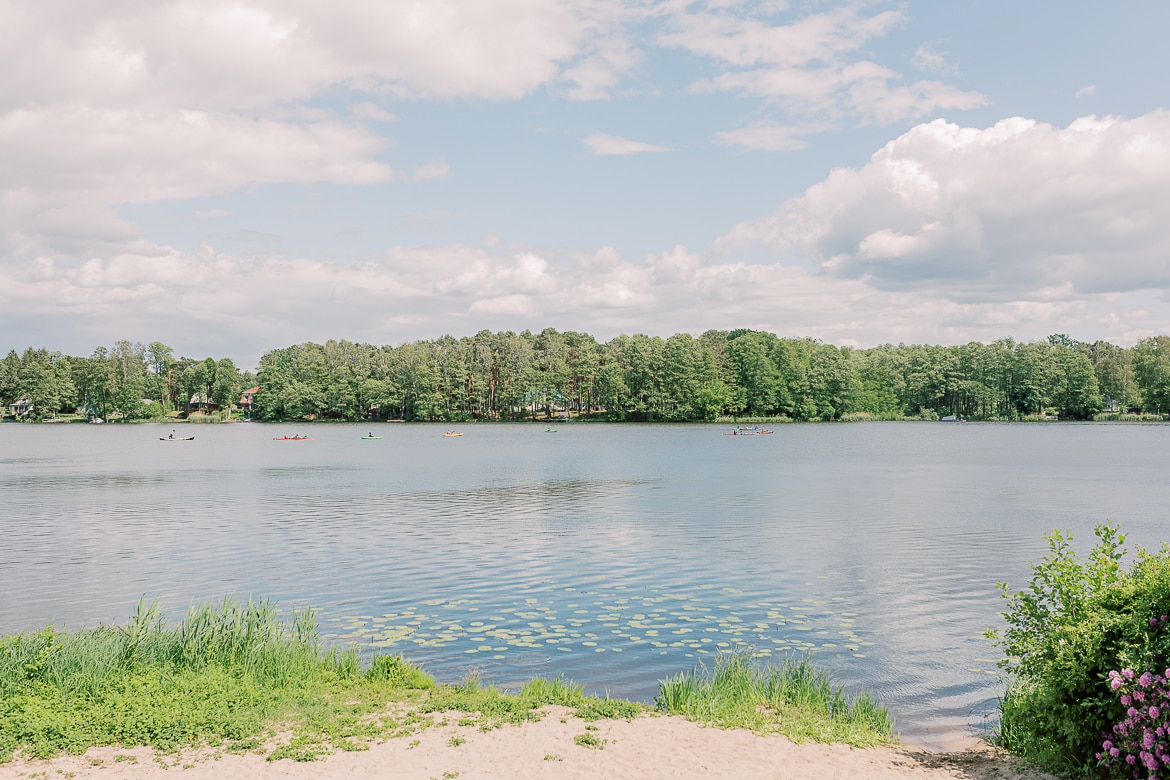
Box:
4, 328, 1170, 424
0, 599, 903, 772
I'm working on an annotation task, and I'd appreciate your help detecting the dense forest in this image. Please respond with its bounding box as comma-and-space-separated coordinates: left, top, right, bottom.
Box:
3, 330, 1170, 423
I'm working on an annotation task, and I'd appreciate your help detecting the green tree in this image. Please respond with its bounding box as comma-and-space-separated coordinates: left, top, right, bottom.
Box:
1048, 343, 1100, 419
145, 342, 174, 409
19, 348, 75, 419
727, 331, 781, 416
1133, 336, 1170, 413
212, 358, 240, 411
109, 340, 147, 420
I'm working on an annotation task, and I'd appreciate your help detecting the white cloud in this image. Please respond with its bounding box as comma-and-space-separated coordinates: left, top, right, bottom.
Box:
1076, 84, 1097, 98
0, 0, 643, 264
2, 231, 1165, 366
911, 45, 957, 76
410, 157, 452, 181
583, 132, 673, 155
0, 106, 395, 260
720, 111, 1170, 298
0, 1, 634, 109
714, 119, 813, 151
666, 5, 987, 124
349, 102, 398, 124
0, 107, 394, 202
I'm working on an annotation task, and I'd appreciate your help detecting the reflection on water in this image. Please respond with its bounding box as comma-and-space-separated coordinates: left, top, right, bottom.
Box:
1, 421, 1168, 750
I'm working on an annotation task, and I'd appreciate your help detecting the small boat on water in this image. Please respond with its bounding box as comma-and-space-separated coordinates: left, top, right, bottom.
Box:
160, 435, 194, 441
274, 435, 312, 440
545, 428, 557, 433
442, 431, 463, 437
724, 428, 774, 436
361, 436, 383, 440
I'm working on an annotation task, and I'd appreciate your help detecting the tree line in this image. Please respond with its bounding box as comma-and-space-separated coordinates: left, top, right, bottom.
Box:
6, 329, 1168, 423
0, 341, 246, 422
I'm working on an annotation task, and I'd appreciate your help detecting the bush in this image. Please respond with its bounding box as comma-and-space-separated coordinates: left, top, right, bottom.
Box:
1097, 664, 1170, 776
988, 524, 1170, 777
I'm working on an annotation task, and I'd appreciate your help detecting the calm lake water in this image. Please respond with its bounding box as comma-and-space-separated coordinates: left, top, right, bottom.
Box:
2, 421, 1168, 749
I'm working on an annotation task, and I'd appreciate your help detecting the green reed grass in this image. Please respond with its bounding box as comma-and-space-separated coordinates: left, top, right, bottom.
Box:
0, 599, 643, 763
654, 651, 893, 746
1, 602, 892, 765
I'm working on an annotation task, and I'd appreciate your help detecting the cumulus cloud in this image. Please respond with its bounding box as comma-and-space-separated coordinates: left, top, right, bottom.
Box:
2, 229, 1164, 366
665, 5, 987, 124
582, 132, 673, 155
0, 0, 640, 262
0, 0, 631, 109
720, 111, 1170, 299
0, 107, 394, 203
4, 1, 1154, 362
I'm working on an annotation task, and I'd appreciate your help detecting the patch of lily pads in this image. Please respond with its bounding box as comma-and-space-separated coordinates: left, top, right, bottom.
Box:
321, 580, 888, 685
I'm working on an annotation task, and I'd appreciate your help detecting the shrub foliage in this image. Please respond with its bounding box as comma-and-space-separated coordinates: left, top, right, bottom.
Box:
988, 523, 1170, 777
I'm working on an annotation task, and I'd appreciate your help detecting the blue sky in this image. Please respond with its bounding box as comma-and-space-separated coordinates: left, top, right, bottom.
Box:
3, 0, 1170, 367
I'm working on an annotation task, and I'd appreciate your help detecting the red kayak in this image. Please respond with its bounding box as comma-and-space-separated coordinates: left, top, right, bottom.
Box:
273, 435, 312, 440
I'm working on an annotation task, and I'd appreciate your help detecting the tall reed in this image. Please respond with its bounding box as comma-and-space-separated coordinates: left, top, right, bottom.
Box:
655, 651, 893, 746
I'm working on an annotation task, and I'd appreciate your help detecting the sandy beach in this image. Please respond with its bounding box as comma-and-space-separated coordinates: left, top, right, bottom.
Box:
0, 707, 1056, 780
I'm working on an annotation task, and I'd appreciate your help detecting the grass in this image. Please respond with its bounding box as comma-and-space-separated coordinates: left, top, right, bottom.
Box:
655, 650, 893, 746
0, 600, 892, 764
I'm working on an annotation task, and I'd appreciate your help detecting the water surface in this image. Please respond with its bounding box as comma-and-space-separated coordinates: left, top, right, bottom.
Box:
2, 421, 1167, 749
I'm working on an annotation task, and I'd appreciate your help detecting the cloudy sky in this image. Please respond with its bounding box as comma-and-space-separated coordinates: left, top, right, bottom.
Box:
4, 0, 1170, 366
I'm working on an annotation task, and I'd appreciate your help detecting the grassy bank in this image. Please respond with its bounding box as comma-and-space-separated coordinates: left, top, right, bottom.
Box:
0, 599, 893, 763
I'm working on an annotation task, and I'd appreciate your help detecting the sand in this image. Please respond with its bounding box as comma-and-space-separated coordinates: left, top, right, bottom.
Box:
0, 708, 1057, 780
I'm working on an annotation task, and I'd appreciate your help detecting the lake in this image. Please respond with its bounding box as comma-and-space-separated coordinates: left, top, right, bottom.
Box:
2, 421, 1167, 749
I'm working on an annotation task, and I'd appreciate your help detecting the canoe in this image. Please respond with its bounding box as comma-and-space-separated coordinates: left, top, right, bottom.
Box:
442, 432, 463, 437
160, 436, 195, 441
274, 436, 312, 440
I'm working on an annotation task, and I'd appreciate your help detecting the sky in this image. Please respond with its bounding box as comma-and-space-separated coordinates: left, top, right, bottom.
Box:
4, 0, 1170, 367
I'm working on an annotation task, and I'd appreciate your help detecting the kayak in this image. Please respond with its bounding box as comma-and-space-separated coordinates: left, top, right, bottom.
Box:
362, 436, 383, 440
160, 436, 195, 441
442, 432, 463, 437
274, 436, 312, 440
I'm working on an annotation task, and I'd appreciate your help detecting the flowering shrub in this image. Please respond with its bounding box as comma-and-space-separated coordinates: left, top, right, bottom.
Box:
989, 524, 1170, 778
1099, 646, 1170, 778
